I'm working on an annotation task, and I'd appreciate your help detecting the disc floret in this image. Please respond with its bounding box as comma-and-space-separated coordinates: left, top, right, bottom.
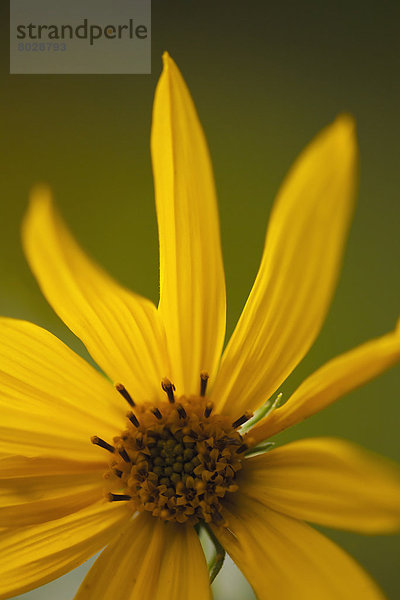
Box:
100, 391, 250, 525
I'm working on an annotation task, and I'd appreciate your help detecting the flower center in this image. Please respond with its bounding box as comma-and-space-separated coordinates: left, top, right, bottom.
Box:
92, 376, 252, 525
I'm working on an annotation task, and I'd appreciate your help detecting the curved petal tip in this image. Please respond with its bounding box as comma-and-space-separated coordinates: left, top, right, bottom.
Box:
28, 184, 52, 209
162, 50, 172, 67
335, 112, 356, 132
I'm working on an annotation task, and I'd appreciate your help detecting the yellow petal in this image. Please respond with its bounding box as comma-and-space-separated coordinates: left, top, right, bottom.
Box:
23, 188, 170, 404
0, 455, 105, 527
151, 53, 226, 395
0, 501, 131, 600
213, 495, 385, 600
252, 320, 400, 441
242, 437, 400, 533
210, 116, 357, 417
75, 512, 211, 600
0, 318, 125, 460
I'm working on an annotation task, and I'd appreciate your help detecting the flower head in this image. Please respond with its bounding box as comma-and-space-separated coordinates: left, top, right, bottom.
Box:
1, 53, 400, 600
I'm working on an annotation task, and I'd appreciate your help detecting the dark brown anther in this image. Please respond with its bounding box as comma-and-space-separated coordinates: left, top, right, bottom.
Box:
127, 411, 140, 428
200, 371, 209, 396
176, 404, 187, 419
91, 436, 115, 453
189, 429, 199, 439
161, 378, 175, 403
204, 402, 213, 418
114, 469, 123, 478
215, 436, 240, 450
232, 412, 253, 429
115, 383, 135, 407
215, 439, 226, 450
212, 510, 224, 524
137, 464, 148, 477
136, 433, 144, 449
119, 448, 131, 463
236, 443, 248, 454
108, 493, 131, 502
224, 437, 242, 446
152, 407, 162, 420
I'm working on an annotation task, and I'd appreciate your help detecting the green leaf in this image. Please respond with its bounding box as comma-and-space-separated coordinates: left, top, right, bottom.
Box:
196, 522, 226, 584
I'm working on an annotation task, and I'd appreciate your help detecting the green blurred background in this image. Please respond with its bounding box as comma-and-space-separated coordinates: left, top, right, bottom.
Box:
1, 1, 399, 598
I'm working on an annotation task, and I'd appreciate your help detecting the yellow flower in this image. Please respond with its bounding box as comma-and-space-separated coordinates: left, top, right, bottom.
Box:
1, 52, 400, 600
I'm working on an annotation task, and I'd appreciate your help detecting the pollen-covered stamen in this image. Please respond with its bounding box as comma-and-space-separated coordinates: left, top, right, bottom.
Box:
200, 371, 209, 396
115, 383, 135, 407
91, 436, 115, 453
161, 378, 175, 403
232, 411, 253, 429
104, 395, 249, 525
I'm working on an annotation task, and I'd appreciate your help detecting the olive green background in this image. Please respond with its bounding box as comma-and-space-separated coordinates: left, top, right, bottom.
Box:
1, 1, 399, 599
